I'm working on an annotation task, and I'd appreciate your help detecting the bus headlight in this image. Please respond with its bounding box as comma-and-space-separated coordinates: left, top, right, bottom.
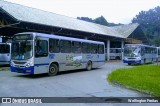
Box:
10, 61, 14, 66
124, 57, 128, 60
136, 57, 141, 60
26, 61, 33, 68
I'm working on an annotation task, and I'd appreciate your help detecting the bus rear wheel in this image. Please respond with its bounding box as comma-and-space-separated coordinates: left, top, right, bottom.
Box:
128, 63, 131, 65
86, 61, 92, 71
48, 64, 58, 76
116, 56, 120, 60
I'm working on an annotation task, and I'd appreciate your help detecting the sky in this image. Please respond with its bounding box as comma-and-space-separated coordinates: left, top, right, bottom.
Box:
5, 0, 160, 24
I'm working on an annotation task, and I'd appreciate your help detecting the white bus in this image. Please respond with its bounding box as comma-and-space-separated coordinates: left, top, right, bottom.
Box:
123, 44, 157, 65
105, 48, 122, 60
10, 32, 105, 75
0, 43, 11, 65
157, 47, 160, 62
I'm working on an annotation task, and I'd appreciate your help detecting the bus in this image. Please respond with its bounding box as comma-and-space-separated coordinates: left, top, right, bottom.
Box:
105, 48, 122, 60
123, 44, 157, 65
157, 47, 160, 62
0, 43, 11, 66
10, 32, 105, 75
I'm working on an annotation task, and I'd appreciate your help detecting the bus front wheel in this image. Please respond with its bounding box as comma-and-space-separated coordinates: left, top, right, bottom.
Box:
86, 61, 92, 71
48, 64, 58, 76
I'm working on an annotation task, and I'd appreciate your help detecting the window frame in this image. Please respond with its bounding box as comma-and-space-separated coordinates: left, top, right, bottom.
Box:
49, 38, 60, 53
35, 40, 48, 57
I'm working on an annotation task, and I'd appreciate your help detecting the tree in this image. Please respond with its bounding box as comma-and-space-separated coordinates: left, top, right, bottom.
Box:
77, 16, 122, 27
93, 16, 109, 26
132, 6, 160, 46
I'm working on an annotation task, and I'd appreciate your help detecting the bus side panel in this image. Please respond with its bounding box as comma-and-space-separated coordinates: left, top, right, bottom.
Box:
82, 54, 105, 69
34, 56, 50, 74
58, 53, 85, 71
0, 53, 10, 65
94, 54, 105, 68
144, 54, 157, 63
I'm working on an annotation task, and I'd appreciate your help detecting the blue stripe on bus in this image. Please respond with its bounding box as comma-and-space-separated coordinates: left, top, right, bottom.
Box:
0, 61, 9, 62
34, 63, 50, 66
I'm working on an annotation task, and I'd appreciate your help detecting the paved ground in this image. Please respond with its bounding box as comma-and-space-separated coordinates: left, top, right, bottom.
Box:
0, 61, 159, 106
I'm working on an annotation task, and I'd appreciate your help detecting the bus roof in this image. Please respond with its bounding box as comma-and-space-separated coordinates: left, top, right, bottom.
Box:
0, 43, 11, 45
125, 44, 156, 48
15, 32, 104, 45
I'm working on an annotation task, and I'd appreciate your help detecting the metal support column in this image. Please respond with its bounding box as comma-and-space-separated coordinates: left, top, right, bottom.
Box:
121, 40, 124, 60
107, 40, 110, 61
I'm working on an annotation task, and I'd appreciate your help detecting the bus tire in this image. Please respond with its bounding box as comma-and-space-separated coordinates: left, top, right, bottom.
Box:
128, 63, 131, 65
144, 59, 146, 64
48, 63, 58, 76
116, 56, 120, 60
86, 61, 92, 71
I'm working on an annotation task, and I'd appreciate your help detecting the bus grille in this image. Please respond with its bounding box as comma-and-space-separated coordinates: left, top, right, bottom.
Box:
128, 58, 136, 59
13, 61, 26, 64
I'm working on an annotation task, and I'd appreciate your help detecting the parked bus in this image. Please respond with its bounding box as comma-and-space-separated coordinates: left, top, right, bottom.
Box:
157, 47, 160, 62
123, 44, 157, 65
105, 48, 122, 60
0, 43, 11, 65
10, 32, 105, 75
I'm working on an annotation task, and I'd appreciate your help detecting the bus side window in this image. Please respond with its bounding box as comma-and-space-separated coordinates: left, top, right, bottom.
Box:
72, 41, 81, 53
0, 44, 10, 53
60, 40, 71, 53
82, 43, 90, 53
49, 38, 60, 53
91, 44, 98, 54
98, 44, 104, 54
141, 48, 145, 56
35, 40, 48, 57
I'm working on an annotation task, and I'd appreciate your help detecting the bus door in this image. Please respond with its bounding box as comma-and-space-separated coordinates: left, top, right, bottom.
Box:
34, 37, 49, 74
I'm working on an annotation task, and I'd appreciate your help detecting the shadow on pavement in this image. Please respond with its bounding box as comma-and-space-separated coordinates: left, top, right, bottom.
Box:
14, 68, 99, 79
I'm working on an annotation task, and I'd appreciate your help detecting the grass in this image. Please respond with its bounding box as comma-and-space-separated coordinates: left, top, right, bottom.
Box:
0, 67, 10, 71
107, 65, 160, 96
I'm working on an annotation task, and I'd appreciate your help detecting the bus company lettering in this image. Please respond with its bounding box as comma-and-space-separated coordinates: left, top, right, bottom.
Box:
86, 55, 93, 59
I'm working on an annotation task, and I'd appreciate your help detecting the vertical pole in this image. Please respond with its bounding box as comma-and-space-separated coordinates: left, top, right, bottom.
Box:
121, 40, 124, 60
0, 37, 2, 43
107, 40, 110, 61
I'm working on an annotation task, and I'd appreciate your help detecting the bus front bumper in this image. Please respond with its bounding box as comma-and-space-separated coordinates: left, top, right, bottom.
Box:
123, 60, 141, 64
10, 66, 34, 74
0, 61, 10, 65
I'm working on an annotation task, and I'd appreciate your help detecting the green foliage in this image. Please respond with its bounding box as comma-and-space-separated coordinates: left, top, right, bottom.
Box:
77, 16, 122, 27
132, 6, 160, 46
108, 65, 160, 96
94, 16, 109, 26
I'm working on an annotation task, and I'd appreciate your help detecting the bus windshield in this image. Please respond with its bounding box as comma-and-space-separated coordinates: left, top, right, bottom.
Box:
11, 41, 33, 60
124, 45, 141, 57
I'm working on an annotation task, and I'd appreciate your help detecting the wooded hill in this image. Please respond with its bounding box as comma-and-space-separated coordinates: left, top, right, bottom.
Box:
77, 6, 160, 46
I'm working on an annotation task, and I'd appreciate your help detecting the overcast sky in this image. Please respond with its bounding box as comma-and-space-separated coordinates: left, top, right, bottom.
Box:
5, 0, 160, 24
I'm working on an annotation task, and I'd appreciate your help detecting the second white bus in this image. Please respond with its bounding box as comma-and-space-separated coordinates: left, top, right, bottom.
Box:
0, 43, 11, 66
10, 32, 105, 75
105, 48, 122, 60
123, 44, 157, 65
